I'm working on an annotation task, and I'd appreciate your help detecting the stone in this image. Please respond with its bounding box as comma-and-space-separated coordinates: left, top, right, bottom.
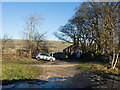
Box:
91, 79, 95, 82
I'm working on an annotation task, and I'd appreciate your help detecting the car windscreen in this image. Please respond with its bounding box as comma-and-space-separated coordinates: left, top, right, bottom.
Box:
41, 53, 50, 56
37, 53, 41, 55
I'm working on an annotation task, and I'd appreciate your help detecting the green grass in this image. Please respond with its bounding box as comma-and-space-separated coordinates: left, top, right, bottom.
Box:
77, 62, 120, 81
2, 58, 43, 80
47, 41, 72, 52
2, 58, 47, 65
77, 62, 104, 71
2, 64, 42, 80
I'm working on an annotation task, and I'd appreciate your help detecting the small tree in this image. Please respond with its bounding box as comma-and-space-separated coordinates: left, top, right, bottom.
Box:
32, 32, 49, 56
24, 13, 43, 57
23, 13, 49, 57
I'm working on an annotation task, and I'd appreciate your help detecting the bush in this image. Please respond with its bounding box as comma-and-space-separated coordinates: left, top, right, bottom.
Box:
16, 50, 31, 59
81, 50, 95, 60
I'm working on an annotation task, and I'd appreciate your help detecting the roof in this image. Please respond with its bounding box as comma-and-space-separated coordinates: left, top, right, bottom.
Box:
63, 45, 73, 51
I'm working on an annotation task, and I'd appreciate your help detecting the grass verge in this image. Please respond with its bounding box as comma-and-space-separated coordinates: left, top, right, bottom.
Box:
77, 62, 120, 81
2, 58, 43, 81
2, 64, 42, 80
2, 58, 47, 65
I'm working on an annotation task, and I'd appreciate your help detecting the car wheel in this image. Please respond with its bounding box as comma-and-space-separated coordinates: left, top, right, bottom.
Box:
37, 57, 40, 60
50, 59, 53, 62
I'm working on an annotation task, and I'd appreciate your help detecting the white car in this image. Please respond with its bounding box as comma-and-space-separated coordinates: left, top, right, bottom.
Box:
36, 53, 56, 62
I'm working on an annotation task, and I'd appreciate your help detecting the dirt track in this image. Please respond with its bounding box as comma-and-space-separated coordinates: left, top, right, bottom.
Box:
36, 63, 81, 81
33, 60, 92, 88
32, 60, 120, 88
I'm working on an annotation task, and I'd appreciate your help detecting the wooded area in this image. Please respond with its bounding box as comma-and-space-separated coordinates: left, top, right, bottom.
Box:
54, 2, 120, 69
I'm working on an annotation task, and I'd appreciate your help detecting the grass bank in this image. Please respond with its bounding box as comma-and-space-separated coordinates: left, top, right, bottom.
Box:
77, 62, 120, 81
2, 58, 44, 81
2, 57, 47, 64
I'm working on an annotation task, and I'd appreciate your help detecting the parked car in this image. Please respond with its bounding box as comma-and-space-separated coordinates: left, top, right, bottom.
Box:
36, 53, 56, 62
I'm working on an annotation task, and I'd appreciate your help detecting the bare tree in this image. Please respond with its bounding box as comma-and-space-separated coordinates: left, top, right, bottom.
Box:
54, 23, 80, 52
54, 2, 120, 69
32, 32, 49, 56
24, 13, 43, 56
23, 13, 49, 57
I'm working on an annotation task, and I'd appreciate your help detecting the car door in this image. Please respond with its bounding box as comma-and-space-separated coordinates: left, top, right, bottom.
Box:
43, 54, 47, 60
46, 54, 50, 60
40, 53, 44, 59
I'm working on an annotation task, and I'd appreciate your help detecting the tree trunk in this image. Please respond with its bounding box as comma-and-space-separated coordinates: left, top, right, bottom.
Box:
112, 52, 119, 69
111, 48, 115, 68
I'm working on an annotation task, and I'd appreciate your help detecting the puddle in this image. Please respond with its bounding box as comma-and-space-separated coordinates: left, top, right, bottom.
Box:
2, 77, 72, 88
48, 77, 70, 82
2, 71, 93, 88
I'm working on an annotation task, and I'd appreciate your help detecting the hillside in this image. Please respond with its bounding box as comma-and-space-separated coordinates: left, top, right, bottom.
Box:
46, 40, 72, 52
11, 39, 72, 53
